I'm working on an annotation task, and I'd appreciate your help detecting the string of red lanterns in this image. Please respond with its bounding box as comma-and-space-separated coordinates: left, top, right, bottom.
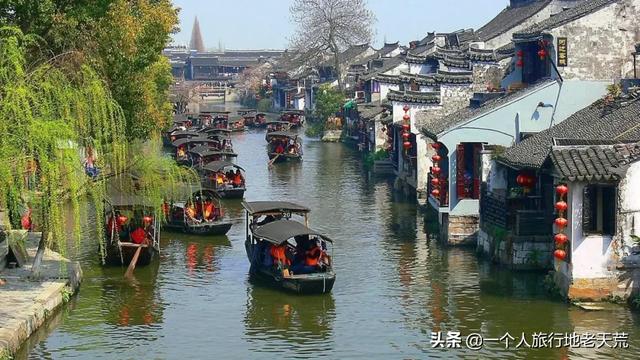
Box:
554, 183, 569, 261
430, 142, 441, 198
402, 105, 412, 153
516, 49, 524, 68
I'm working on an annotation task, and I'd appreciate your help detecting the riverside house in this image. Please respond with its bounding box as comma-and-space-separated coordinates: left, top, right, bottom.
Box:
420, 0, 640, 245
480, 88, 640, 301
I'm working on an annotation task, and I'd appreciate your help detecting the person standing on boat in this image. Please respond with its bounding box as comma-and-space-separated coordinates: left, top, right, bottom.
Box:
232, 169, 243, 188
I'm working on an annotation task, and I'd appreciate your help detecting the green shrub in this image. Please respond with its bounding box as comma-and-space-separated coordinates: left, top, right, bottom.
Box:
257, 98, 273, 113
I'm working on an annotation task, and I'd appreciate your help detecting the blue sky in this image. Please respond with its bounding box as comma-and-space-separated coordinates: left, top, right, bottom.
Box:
171, 0, 510, 50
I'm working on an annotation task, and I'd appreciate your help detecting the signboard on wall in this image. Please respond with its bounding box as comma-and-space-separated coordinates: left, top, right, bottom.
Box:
557, 37, 568, 67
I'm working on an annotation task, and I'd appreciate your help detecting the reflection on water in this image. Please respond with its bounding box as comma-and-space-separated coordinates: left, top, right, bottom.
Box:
20, 103, 640, 359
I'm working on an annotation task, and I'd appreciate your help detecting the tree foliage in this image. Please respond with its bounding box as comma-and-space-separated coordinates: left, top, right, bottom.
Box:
289, 0, 375, 90
314, 84, 345, 123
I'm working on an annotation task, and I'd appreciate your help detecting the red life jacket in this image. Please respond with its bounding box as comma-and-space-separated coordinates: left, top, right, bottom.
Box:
305, 246, 321, 266
131, 228, 146, 244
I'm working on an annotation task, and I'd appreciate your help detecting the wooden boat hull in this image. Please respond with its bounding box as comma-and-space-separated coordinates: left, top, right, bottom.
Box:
213, 187, 245, 199
164, 220, 232, 236
103, 243, 156, 267
268, 153, 301, 162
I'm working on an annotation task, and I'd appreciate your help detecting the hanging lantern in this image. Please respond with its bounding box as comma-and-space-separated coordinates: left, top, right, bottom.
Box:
402, 124, 410, 131
554, 249, 567, 261
432, 166, 441, 174
555, 201, 568, 212
555, 184, 568, 196
143, 215, 153, 224
537, 48, 547, 60
117, 215, 128, 225
403, 105, 410, 112
432, 154, 441, 162
431, 142, 441, 150
403, 114, 410, 121
516, 174, 525, 186
431, 177, 440, 186
554, 233, 568, 246
516, 50, 524, 57
554, 217, 568, 228
403, 141, 412, 149
431, 189, 440, 197
402, 132, 410, 140
516, 59, 524, 68
524, 174, 536, 187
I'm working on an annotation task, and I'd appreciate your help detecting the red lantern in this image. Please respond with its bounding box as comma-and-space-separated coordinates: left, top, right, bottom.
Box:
554, 217, 568, 228
516, 174, 525, 186
402, 124, 410, 131
403, 114, 410, 121
538, 49, 547, 60
556, 184, 568, 196
516, 50, 524, 57
516, 59, 524, 68
117, 215, 128, 225
432, 154, 441, 162
432, 166, 441, 174
402, 132, 410, 140
403, 141, 412, 149
554, 233, 568, 246
431, 143, 441, 150
403, 105, 410, 112
555, 201, 568, 212
554, 249, 567, 261
431, 177, 440, 186
431, 189, 440, 197
524, 175, 536, 187
143, 215, 153, 224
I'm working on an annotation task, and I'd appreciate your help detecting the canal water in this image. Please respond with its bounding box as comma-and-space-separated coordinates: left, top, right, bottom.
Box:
17, 112, 640, 359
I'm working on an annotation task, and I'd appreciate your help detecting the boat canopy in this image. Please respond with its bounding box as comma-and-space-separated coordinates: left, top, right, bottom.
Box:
282, 110, 304, 115
242, 201, 310, 215
107, 194, 156, 209
238, 109, 256, 115
266, 131, 298, 139
228, 116, 244, 123
189, 146, 237, 157
172, 137, 216, 148
252, 219, 333, 245
265, 120, 291, 125
201, 160, 244, 172
171, 130, 200, 137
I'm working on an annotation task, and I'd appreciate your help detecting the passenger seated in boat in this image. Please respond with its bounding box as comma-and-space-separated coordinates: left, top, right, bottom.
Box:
232, 170, 243, 187
270, 244, 290, 269
185, 202, 201, 224
291, 237, 323, 274
177, 146, 186, 157
203, 201, 216, 222
275, 141, 285, 154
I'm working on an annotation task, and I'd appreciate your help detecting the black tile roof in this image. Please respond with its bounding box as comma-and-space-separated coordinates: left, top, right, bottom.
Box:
357, 104, 386, 120
474, 0, 552, 42
387, 90, 440, 104
513, 0, 616, 39
499, 94, 640, 169
550, 141, 640, 181
360, 56, 405, 81
420, 79, 556, 138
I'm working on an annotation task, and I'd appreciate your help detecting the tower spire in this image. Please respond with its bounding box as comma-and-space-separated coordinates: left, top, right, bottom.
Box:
189, 16, 205, 52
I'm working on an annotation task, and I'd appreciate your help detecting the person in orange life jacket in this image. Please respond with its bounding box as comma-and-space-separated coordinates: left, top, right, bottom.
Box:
275, 141, 285, 154
270, 244, 290, 269
291, 237, 321, 274
232, 169, 243, 187
203, 200, 216, 222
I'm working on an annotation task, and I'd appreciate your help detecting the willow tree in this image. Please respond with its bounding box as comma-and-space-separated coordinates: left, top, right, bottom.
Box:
289, 0, 376, 90
0, 27, 196, 267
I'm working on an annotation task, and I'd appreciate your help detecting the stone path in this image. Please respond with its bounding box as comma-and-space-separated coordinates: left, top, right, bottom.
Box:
0, 232, 82, 356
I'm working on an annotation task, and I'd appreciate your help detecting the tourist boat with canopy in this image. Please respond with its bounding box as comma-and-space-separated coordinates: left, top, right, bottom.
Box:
168, 130, 200, 144
228, 116, 246, 132
265, 120, 292, 134
103, 195, 160, 267
172, 137, 221, 165
209, 111, 231, 130
200, 160, 246, 199
281, 110, 305, 128
238, 110, 257, 127
163, 192, 232, 236
242, 201, 335, 294
189, 146, 238, 167
266, 132, 302, 162
254, 112, 268, 128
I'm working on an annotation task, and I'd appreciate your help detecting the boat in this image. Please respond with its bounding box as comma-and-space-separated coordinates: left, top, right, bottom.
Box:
200, 160, 246, 199
102, 195, 160, 267
206, 111, 231, 130
228, 116, 246, 132
239, 110, 257, 127
163, 192, 232, 236
189, 146, 238, 167
242, 201, 335, 294
172, 138, 222, 165
254, 113, 268, 128
281, 110, 305, 128
266, 131, 302, 162
168, 130, 200, 144
265, 120, 293, 135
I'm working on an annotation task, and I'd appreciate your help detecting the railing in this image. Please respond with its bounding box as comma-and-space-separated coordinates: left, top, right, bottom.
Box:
480, 187, 551, 236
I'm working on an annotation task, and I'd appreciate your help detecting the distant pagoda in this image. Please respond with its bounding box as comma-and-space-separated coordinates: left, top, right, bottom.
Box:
189, 16, 205, 52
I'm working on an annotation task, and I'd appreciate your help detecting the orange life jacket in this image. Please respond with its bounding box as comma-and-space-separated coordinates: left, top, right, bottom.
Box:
203, 202, 215, 219
185, 206, 196, 219
270, 245, 290, 266
233, 174, 242, 186
305, 246, 321, 266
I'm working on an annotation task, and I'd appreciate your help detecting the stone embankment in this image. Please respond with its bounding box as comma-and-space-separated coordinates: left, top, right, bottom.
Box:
0, 231, 82, 357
